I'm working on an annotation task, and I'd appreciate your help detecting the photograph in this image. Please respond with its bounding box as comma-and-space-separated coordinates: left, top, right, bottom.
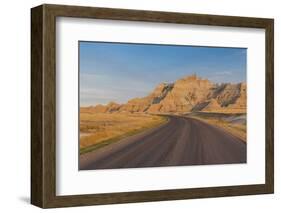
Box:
79, 41, 247, 170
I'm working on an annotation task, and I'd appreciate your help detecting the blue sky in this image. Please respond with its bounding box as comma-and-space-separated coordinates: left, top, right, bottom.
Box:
79, 41, 246, 106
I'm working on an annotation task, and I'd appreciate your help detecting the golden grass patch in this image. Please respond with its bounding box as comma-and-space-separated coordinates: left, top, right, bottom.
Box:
189, 115, 246, 142
80, 112, 167, 153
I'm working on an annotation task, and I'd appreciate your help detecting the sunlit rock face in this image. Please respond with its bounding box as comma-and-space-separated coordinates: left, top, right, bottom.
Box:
89, 74, 247, 114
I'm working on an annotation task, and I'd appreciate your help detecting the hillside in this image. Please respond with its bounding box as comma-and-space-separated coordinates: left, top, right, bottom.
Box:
84, 74, 246, 114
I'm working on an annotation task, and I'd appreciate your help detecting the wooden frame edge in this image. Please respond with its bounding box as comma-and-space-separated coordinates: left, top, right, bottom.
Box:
31, 4, 274, 208
265, 19, 274, 194
31, 5, 44, 207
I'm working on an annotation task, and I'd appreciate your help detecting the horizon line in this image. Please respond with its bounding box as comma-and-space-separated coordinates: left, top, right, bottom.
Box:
80, 74, 247, 107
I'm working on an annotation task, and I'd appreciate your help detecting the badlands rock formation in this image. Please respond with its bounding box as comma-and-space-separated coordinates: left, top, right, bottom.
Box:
86, 75, 246, 114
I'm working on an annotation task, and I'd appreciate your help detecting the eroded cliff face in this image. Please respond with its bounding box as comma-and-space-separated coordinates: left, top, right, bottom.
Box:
223, 83, 247, 113
118, 82, 174, 113
87, 75, 246, 114
147, 75, 214, 113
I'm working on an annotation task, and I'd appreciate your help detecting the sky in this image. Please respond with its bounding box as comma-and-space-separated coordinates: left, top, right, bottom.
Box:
79, 41, 246, 106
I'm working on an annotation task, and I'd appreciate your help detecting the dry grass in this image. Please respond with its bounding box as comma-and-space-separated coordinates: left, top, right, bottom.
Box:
189, 114, 246, 142
80, 111, 167, 154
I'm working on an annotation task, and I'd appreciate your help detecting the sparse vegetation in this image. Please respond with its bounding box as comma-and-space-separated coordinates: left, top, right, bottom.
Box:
188, 112, 246, 142
80, 112, 168, 154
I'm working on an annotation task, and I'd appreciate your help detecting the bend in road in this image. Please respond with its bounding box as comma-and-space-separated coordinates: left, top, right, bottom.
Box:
80, 115, 246, 170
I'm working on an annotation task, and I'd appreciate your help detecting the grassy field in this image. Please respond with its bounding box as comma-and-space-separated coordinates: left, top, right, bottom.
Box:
80, 112, 168, 154
188, 112, 246, 142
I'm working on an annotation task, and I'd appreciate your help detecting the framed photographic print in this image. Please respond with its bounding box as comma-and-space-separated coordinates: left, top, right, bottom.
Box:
31, 4, 274, 208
